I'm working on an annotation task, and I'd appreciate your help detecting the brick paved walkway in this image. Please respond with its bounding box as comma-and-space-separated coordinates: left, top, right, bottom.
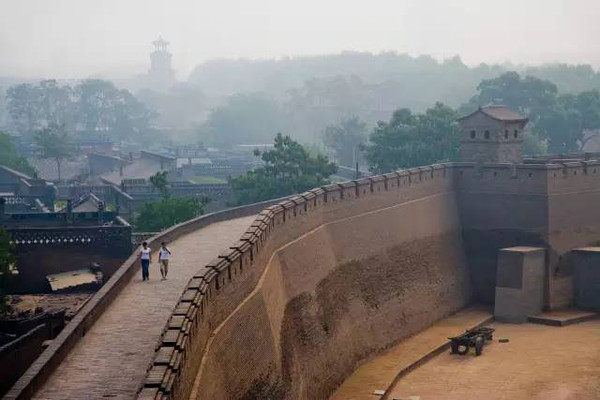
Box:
33, 216, 256, 400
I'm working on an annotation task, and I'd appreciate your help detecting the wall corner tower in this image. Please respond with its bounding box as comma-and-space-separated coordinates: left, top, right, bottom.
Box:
457, 105, 528, 163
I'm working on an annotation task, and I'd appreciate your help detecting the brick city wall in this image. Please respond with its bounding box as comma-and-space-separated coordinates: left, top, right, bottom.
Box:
141, 159, 600, 400
456, 160, 600, 307
8, 157, 600, 399
140, 164, 473, 400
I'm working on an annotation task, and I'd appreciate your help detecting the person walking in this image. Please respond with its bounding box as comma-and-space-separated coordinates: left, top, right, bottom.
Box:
140, 241, 152, 281
158, 241, 172, 280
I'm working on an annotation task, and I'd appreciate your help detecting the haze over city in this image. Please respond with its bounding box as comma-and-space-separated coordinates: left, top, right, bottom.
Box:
1, 0, 599, 79
1, 1, 600, 400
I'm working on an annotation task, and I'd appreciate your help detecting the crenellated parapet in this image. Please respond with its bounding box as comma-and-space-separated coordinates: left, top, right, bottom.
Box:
138, 163, 461, 399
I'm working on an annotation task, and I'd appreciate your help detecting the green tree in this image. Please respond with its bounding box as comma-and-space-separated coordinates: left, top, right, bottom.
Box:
230, 133, 337, 205
6, 83, 40, 136
134, 196, 209, 232
34, 124, 76, 181
149, 170, 169, 197
0, 228, 16, 316
363, 102, 460, 173
7, 79, 154, 145
74, 79, 155, 142
466, 72, 558, 119
37, 80, 74, 128
0, 132, 37, 176
535, 90, 600, 153
322, 116, 368, 166
6, 80, 74, 137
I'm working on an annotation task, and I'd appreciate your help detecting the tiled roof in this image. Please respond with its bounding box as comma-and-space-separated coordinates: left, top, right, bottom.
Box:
458, 105, 528, 122
27, 157, 87, 181
99, 158, 165, 185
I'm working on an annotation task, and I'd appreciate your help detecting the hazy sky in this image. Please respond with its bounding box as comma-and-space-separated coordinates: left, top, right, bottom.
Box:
1, 0, 599, 80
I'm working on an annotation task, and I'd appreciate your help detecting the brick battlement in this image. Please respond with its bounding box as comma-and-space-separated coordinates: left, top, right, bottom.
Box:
453, 160, 600, 194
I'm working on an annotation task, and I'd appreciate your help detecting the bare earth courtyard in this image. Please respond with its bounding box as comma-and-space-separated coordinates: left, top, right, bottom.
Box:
388, 320, 600, 400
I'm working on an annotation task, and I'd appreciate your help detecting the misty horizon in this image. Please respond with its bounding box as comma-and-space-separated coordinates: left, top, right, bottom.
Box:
1, 0, 599, 80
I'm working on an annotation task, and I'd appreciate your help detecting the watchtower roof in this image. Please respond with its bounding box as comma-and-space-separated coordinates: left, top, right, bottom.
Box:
458, 105, 528, 123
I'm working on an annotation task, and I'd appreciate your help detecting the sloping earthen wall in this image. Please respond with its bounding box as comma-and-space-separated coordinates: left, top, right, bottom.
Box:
142, 165, 472, 400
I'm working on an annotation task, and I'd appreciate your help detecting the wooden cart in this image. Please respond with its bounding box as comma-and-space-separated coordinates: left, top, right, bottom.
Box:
449, 326, 495, 356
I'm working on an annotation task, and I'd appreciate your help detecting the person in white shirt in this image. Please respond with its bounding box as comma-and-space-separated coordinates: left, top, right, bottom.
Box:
158, 241, 172, 280
139, 241, 152, 281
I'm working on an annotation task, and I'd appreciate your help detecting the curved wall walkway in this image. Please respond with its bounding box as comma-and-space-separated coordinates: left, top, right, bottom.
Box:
32, 216, 256, 399
139, 165, 474, 400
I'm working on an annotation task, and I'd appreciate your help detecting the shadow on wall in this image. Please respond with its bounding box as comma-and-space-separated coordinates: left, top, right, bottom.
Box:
276, 233, 469, 399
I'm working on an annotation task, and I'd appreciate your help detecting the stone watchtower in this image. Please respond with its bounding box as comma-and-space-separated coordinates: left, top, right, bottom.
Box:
457, 105, 528, 163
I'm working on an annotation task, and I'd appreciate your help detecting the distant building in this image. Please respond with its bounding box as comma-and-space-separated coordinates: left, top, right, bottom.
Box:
146, 37, 176, 92
0, 166, 55, 212
582, 129, 600, 152
458, 105, 529, 163
0, 199, 131, 293
97, 150, 177, 186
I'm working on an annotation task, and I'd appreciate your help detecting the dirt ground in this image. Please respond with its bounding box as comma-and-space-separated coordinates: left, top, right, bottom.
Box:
8, 293, 93, 319
389, 320, 600, 400
331, 307, 492, 400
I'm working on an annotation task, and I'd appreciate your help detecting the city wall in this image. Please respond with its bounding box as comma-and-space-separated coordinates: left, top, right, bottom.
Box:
141, 159, 600, 400
456, 160, 600, 307
141, 165, 473, 399
7, 157, 600, 399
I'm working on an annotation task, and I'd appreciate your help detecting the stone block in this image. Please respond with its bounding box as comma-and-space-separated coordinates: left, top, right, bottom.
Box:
573, 247, 600, 310
494, 246, 545, 323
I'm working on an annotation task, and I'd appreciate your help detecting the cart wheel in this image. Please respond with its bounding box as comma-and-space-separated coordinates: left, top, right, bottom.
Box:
475, 337, 484, 356
457, 344, 469, 355
451, 342, 458, 354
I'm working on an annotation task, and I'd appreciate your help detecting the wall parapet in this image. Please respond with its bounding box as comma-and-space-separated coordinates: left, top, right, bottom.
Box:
453, 159, 600, 195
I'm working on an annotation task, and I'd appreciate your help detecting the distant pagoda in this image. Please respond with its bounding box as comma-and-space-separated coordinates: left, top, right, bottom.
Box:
147, 36, 176, 92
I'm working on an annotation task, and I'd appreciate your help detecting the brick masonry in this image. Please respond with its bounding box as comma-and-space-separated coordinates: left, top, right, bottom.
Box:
178, 160, 599, 400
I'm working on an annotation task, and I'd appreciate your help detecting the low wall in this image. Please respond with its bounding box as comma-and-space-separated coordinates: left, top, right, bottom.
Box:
4, 197, 288, 400
0, 324, 47, 397
140, 164, 472, 400
8, 224, 132, 293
